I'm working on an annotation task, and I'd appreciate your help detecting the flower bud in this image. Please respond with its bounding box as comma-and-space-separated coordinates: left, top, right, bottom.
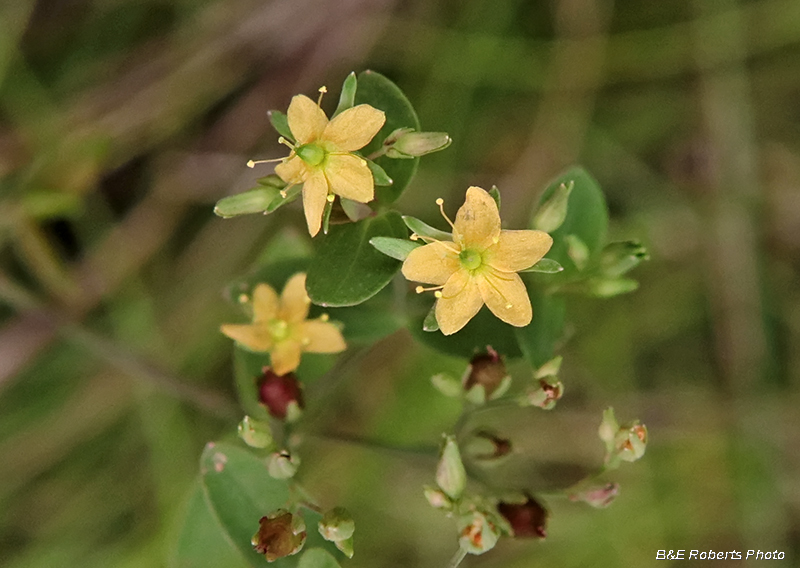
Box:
458, 511, 500, 555
251, 509, 306, 561
532, 181, 573, 233
464, 430, 512, 462
257, 368, 304, 421
598, 407, 619, 445
569, 482, 619, 508
599, 241, 649, 277
237, 415, 274, 449
565, 234, 590, 271
462, 347, 511, 403
579, 277, 639, 298
497, 496, 548, 539
423, 486, 453, 510
318, 507, 355, 543
534, 356, 563, 379
267, 450, 300, 479
436, 435, 467, 500
522, 376, 563, 410
385, 130, 452, 158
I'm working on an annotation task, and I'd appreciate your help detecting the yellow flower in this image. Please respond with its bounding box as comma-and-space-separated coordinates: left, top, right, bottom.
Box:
273, 89, 385, 237
220, 273, 346, 375
402, 187, 553, 336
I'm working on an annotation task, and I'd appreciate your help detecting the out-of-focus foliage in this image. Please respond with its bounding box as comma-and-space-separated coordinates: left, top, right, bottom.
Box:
1, 0, 799, 567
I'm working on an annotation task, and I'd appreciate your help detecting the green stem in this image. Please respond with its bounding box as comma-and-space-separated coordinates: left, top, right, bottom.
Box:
447, 547, 468, 568
304, 431, 438, 458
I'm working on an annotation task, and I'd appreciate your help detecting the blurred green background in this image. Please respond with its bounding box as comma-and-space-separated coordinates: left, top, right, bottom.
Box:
1, 0, 799, 566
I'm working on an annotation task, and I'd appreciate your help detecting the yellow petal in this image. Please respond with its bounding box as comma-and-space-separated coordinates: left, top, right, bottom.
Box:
279, 273, 310, 323
286, 94, 328, 144
324, 154, 374, 203
252, 283, 280, 323
322, 104, 386, 151
436, 269, 483, 335
220, 323, 273, 352
486, 230, 553, 272
302, 169, 329, 237
271, 340, 302, 375
275, 155, 307, 185
402, 241, 459, 285
477, 271, 532, 327
300, 321, 347, 353
453, 186, 501, 251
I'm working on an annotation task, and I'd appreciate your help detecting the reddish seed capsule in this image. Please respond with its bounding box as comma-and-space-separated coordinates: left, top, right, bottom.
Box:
258, 368, 304, 420
464, 347, 508, 399
497, 496, 548, 539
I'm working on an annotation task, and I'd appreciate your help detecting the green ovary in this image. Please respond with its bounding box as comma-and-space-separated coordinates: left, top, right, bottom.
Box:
459, 249, 483, 271
268, 319, 290, 342
296, 143, 326, 166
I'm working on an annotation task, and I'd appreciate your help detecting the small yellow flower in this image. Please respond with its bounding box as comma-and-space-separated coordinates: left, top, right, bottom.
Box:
220, 273, 346, 375
402, 187, 553, 335
273, 89, 385, 237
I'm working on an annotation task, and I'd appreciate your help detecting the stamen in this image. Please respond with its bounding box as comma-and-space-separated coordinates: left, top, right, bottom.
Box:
238, 294, 249, 304
278, 137, 295, 150
280, 190, 288, 198
326, 194, 335, 203
436, 197, 457, 232
247, 157, 284, 168
319, 313, 330, 322
317, 86, 328, 106
483, 274, 513, 310
410, 234, 419, 241
415, 284, 444, 294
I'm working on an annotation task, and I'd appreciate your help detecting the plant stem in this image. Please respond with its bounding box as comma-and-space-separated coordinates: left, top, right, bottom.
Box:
447, 547, 468, 568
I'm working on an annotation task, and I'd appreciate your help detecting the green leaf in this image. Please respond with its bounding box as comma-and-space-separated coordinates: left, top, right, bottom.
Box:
306, 211, 408, 307
268, 110, 293, 141
200, 442, 340, 567
369, 236, 419, 261
298, 548, 341, 568
214, 188, 282, 218
534, 167, 608, 276
354, 71, 420, 204
514, 291, 566, 368
410, 303, 523, 359
402, 215, 451, 241
520, 258, 563, 274
171, 482, 248, 568
266, 185, 302, 214
365, 158, 393, 186
200, 442, 291, 567
333, 72, 357, 118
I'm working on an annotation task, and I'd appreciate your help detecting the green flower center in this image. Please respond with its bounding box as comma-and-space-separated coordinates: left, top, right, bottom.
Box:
296, 143, 326, 167
268, 319, 290, 342
459, 249, 483, 271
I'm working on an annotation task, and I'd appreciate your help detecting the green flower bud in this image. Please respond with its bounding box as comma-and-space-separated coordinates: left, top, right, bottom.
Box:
237, 415, 274, 449
565, 234, 590, 271
214, 187, 282, 218
386, 130, 452, 158
423, 486, 453, 510
436, 435, 467, 500
534, 356, 563, 379
267, 450, 300, 479
458, 511, 500, 555
532, 181, 573, 233
318, 507, 355, 543
599, 241, 649, 277
569, 482, 619, 508
335, 536, 354, 558
579, 276, 640, 298
598, 407, 619, 446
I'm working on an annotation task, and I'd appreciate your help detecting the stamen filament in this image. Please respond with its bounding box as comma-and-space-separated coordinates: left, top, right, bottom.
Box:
247, 157, 284, 168
317, 86, 328, 106
483, 274, 513, 309
415, 284, 444, 294
278, 137, 295, 150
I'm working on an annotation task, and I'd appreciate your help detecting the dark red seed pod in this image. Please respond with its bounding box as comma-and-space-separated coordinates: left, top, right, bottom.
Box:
464, 346, 507, 398
258, 368, 304, 420
497, 496, 548, 539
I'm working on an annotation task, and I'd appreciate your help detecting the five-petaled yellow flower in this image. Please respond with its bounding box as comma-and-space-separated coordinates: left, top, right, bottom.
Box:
273, 90, 385, 237
402, 186, 553, 336
220, 273, 346, 375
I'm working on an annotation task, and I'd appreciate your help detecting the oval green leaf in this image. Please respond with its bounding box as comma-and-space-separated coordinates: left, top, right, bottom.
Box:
306, 211, 407, 307
298, 548, 341, 568
369, 236, 420, 261
354, 70, 421, 204
513, 290, 566, 368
